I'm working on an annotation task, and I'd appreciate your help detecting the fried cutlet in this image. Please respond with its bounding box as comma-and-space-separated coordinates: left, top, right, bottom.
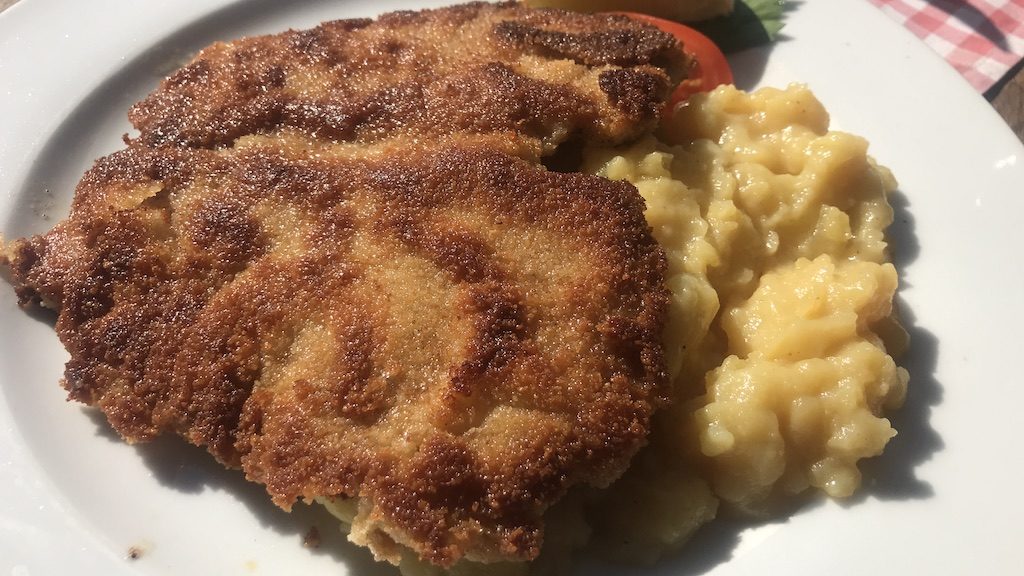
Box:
4, 135, 668, 566
130, 1, 687, 153
1, 1, 683, 568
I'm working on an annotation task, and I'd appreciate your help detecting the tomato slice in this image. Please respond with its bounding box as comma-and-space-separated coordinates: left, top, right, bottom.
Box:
612, 12, 734, 109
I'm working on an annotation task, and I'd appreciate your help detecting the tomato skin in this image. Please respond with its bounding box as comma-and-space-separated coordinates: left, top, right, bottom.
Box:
611, 12, 734, 107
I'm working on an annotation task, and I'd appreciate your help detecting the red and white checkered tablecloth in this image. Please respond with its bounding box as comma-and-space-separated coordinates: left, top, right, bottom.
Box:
869, 0, 1024, 92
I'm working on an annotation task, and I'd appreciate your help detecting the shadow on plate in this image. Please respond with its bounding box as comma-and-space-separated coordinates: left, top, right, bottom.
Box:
569, 494, 824, 576
88, 390, 825, 576
852, 188, 944, 503
705, 0, 807, 90
82, 409, 395, 575
728, 42, 776, 91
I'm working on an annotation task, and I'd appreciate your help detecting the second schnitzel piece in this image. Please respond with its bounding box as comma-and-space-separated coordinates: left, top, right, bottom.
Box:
130, 1, 687, 153
3, 134, 668, 567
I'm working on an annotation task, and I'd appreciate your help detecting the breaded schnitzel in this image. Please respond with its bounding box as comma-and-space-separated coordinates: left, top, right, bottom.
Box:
130, 1, 686, 153
5, 136, 668, 566
2, 1, 683, 568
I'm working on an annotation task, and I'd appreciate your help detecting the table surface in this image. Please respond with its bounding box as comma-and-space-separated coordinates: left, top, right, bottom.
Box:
992, 68, 1024, 141
0, 0, 1021, 142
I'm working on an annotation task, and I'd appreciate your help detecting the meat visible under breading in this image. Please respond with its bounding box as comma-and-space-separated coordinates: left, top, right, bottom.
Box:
2, 1, 681, 569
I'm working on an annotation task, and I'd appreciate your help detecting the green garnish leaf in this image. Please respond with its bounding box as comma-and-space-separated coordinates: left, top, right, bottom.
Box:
692, 0, 787, 54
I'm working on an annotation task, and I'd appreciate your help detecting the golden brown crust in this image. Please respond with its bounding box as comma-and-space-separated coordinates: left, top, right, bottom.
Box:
2, 2, 681, 568
7, 136, 668, 566
128, 1, 686, 152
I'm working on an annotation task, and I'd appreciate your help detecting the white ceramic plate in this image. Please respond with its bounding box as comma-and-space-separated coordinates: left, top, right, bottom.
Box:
1, 1, 1022, 574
